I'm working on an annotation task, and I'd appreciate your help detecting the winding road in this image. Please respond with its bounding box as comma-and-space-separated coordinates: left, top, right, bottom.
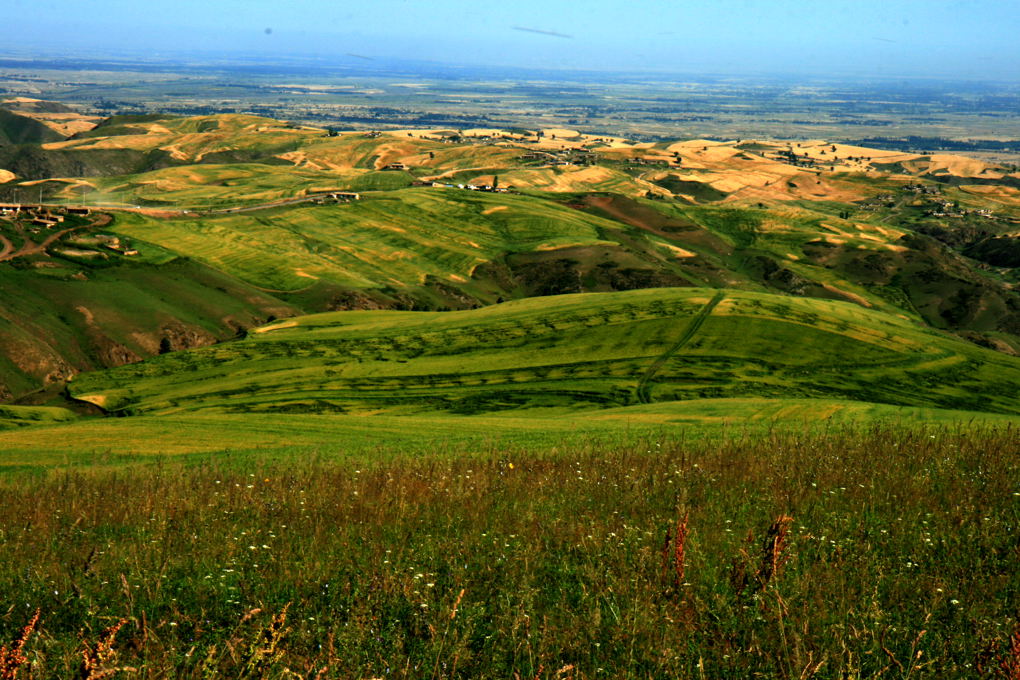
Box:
0, 212, 112, 264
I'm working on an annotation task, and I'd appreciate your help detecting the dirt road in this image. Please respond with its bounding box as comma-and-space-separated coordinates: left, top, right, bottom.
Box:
0, 212, 113, 263
0, 234, 13, 260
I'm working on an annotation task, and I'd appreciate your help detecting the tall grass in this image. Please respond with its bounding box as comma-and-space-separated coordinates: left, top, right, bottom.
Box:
0, 425, 1017, 678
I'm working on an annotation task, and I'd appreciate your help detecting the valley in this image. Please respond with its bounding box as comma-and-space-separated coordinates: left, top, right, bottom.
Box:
1, 94, 1019, 679
0, 104, 1018, 412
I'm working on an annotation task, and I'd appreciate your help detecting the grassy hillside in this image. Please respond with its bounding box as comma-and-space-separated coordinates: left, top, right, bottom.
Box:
3, 111, 1020, 400
104, 187, 1020, 327
111, 189, 622, 292
69, 288, 1020, 417
0, 256, 296, 400
83, 163, 413, 208
0, 404, 77, 432
0, 108, 65, 145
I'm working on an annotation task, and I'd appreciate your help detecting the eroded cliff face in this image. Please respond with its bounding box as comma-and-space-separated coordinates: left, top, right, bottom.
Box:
0, 314, 276, 403
0, 327, 76, 398
158, 322, 219, 353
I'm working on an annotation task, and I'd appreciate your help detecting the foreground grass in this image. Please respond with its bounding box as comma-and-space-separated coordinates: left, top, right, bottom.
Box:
1, 426, 1018, 678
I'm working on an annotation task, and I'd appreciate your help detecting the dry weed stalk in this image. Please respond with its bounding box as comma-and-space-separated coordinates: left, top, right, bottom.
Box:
730, 514, 794, 596
661, 510, 690, 590
431, 588, 468, 680
78, 618, 134, 680
798, 651, 826, 679
674, 511, 689, 587
241, 603, 291, 678
239, 608, 264, 625
450, 588, 466, 620
0, 609, 40, 680
756, 515, 793, 589
729, 528, 755, 597
1001, 625, 1020, 680
202, 604, 292, 678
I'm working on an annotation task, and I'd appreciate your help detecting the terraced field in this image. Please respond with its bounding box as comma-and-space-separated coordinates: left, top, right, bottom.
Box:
69, 288, 1020, 417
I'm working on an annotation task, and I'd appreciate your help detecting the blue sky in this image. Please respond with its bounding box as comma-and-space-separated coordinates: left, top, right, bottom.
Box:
6, 0, 1019, 79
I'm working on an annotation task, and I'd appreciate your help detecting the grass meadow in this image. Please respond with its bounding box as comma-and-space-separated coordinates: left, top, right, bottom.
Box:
1, 424, 1018, 678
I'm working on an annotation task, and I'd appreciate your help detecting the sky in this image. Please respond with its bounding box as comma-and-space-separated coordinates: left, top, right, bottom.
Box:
5, 0, 1020, 80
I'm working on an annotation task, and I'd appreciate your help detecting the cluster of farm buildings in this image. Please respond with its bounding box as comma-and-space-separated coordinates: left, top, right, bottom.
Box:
0, 203, 90, 228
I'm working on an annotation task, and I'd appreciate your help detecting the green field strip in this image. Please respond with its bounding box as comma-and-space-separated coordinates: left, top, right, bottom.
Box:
67, 288, 1020, 418
1, 398, 1017, 464
636, 291, 725, 403
0, 405, 79, 431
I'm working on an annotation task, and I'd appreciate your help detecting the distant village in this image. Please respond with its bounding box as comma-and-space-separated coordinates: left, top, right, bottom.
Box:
0, 203, 91, 228
854, 183, 998, 220
0, 203, 138, 260
900, 183, 996, 219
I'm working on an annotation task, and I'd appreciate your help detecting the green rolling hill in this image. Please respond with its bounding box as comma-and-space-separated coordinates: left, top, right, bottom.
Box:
2, 108, 1020, 415
68, 288, 1020, 417
111, 189, 624, 292
0, 255, 297, 401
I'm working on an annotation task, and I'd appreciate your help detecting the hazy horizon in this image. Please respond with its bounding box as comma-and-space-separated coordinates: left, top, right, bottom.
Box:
3, 0, 1019, 82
